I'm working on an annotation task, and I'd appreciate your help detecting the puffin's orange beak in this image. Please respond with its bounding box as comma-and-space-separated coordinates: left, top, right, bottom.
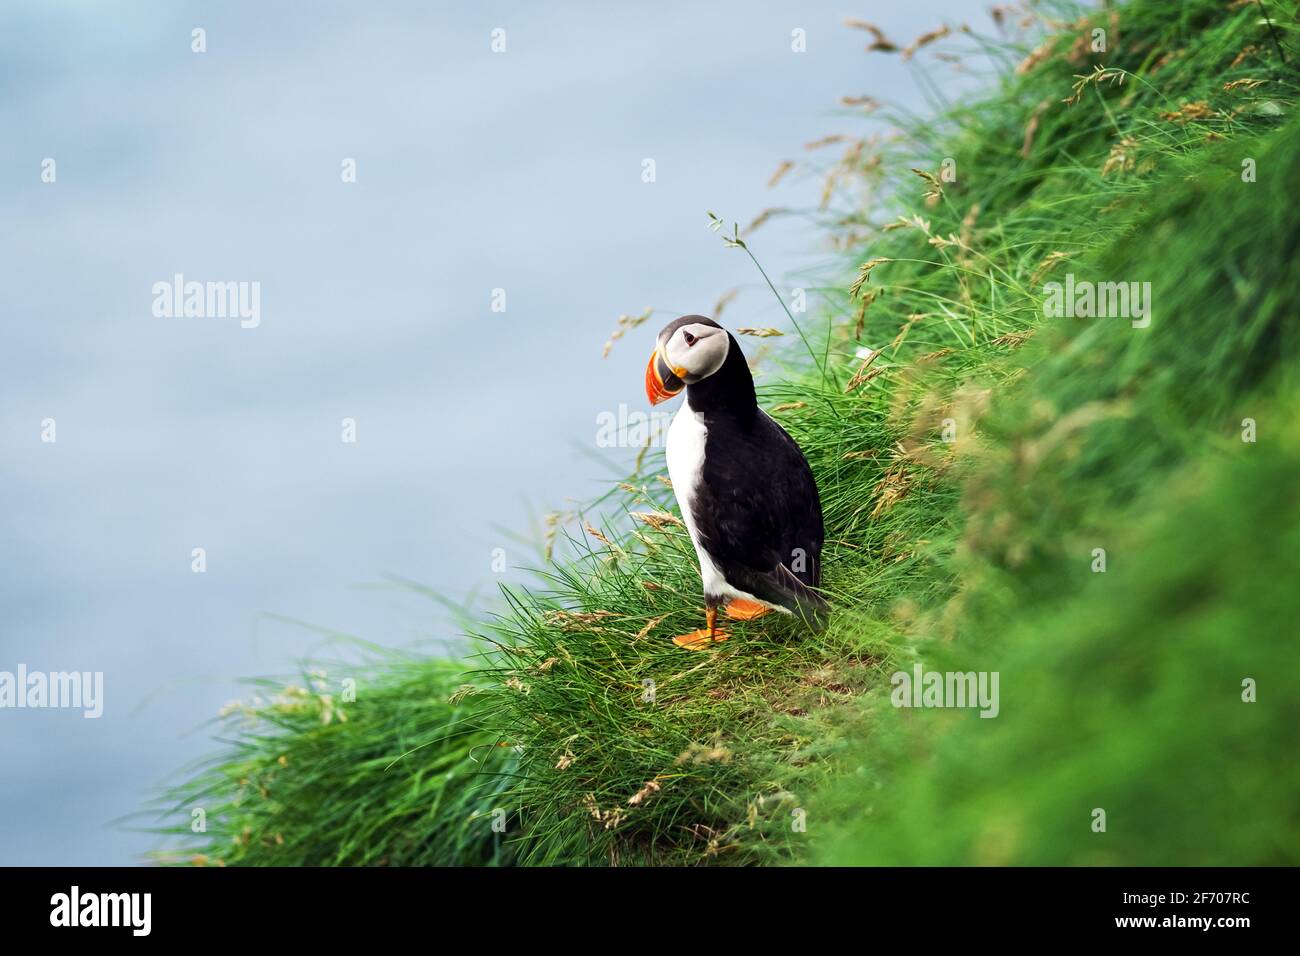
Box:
644, 348, 686, 405
646, 349, 685, 405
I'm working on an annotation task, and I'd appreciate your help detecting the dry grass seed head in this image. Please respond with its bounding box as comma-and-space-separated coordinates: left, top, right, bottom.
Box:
902, 25, 951, 61
846, 20, 900, 53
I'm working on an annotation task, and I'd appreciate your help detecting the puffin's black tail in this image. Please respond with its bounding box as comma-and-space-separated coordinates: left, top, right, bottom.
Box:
770, 563, 831, 631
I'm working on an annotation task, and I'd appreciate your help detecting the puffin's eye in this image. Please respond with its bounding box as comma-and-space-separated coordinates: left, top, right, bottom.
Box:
682, 330, 697, 347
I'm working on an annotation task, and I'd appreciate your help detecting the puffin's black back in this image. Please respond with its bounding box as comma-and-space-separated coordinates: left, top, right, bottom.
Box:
685, 335, 827, 619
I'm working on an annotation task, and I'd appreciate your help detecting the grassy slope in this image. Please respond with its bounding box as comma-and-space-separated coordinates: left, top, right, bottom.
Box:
157, 0, 1299, 866
812, 124, 1300, 865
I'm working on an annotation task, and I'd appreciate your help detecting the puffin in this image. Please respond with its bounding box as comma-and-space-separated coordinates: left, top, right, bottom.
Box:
645, 315, 828, 650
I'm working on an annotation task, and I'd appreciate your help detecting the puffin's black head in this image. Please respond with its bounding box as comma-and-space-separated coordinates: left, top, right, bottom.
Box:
645, 315, 732, 405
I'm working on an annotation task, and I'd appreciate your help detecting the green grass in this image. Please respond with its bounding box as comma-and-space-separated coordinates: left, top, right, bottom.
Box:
148, 655, 517, 866
155, 0, 1300, 866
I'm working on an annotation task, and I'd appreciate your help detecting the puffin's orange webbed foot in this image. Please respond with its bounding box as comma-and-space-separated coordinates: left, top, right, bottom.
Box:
724, 598, 771, 621
671, 606, 728, 651
671, 628, 729, 651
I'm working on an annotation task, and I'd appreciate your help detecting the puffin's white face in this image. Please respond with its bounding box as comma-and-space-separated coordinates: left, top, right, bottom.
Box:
646, 319, 730, 405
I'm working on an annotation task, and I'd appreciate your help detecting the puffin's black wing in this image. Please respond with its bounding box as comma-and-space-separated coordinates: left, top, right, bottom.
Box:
693, 410, 827, 620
